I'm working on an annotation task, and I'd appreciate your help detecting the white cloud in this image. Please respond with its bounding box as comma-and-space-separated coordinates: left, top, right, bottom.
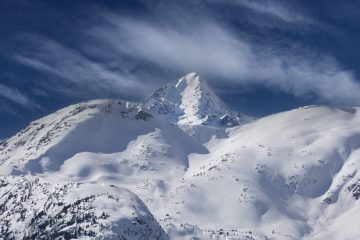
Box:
89, 17, 253, 79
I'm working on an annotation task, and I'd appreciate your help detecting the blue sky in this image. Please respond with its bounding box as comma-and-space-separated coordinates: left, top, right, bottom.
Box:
1, 0, 360, 139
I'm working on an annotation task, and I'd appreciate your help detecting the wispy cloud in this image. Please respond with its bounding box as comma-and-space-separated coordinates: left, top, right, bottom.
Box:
0, 83, 37, 109
235, 0, 315, 25
12, 2, 360, 106
14, 37, 148, 99
85, 9, 360, 105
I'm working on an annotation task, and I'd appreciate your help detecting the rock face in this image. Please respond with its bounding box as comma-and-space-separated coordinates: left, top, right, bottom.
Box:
143, 72, 248, 127
1, 73, 360, 240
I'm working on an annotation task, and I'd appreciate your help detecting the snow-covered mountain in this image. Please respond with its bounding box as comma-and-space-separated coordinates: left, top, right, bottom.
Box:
1, 73, 360, 240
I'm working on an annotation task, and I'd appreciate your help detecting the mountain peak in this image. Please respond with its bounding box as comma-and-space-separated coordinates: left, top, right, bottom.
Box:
143, 73, 247, 127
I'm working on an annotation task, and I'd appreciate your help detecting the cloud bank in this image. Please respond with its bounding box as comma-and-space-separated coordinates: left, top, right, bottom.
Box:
12, 1, 360, 106
85, 7, 360, 105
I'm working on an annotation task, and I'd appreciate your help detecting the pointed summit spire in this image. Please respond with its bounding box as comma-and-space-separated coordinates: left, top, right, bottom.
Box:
142, 73, 246, 127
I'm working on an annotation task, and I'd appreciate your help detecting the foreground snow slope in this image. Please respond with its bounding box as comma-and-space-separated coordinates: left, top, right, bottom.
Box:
1, 74, 360, 239
0, 176, 168, 239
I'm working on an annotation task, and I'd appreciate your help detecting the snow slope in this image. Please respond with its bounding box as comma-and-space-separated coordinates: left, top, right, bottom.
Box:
168, 105, 360, 239
0, 99, 206, 175
1, 74, 360, 240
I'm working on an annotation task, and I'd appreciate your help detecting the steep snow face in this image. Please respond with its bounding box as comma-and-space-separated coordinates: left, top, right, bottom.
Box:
0, 99, 140, 166
0, 99, 207, 175
143, 73, 247, 127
